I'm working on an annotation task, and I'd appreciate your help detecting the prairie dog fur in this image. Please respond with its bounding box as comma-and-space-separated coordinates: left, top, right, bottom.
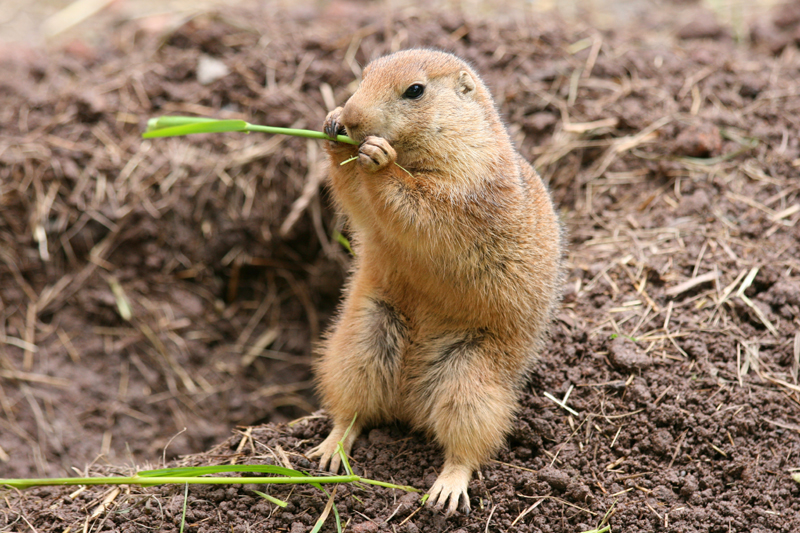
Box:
309, 49, 563, 514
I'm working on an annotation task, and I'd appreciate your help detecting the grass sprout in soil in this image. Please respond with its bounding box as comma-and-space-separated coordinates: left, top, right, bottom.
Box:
2, 2, 800, 532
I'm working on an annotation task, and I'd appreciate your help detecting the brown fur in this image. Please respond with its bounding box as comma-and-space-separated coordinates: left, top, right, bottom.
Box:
309, 49, 563, 514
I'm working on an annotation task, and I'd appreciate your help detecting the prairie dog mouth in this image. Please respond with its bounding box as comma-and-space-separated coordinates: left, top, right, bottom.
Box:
349, 130, 392, 145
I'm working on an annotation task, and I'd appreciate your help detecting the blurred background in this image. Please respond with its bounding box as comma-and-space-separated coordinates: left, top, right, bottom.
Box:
0, 0, 789, 46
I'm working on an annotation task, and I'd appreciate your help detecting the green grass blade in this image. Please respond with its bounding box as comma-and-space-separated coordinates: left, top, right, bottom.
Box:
311, 488, 337, 533
142, 120, 249, 138
310, 515, 325, 533
147, 116, 221, 130
252, 490, 288, 508
333, 499, 343, 533
138, 465, 306, 478
333, 231, 355, 256
338, 414, 358, 476
137, 475, 358, 486
179, 483, 189, 533
580, 526, 610, 533
320, 487, 343, 533
0, 475, 359, 488
358, 478, 419, 492
1, 464, 418, 492
245, 124, 356, 144
142, 115, 357, 144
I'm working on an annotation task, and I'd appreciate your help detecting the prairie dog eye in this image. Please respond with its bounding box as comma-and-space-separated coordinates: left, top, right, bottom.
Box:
403, 83, 425, 99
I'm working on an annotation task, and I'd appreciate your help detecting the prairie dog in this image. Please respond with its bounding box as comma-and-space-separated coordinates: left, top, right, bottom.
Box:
309, 49, 562, 514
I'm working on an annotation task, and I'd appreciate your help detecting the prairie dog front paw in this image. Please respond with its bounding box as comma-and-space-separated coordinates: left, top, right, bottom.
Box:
359, 136, 397, 173
324, 107, 346, 140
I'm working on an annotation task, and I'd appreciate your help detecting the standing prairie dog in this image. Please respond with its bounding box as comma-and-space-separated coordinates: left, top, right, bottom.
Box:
309, 49, 562, 514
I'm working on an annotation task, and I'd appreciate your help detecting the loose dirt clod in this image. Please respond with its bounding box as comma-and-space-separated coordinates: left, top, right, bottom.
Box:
608, 336, 653, 371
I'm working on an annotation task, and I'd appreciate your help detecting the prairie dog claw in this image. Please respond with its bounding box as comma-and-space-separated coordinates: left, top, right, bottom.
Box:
324, 107, 346, 140
427, 462, 472, 515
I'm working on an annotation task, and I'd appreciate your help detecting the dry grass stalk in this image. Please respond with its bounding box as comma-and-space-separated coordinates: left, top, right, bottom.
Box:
510, 497, 545, 527
664, 271, 720, 297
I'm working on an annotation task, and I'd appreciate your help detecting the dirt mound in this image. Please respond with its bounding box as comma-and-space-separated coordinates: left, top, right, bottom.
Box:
2, 2, 800, 532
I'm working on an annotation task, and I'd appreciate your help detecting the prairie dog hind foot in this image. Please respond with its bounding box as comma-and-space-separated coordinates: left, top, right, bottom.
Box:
307, 421, 361, 473
427, 461, 472, 515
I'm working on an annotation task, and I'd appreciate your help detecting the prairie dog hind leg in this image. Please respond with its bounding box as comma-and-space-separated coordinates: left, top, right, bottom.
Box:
407, 331, 521, 514
310, 282, 408, 472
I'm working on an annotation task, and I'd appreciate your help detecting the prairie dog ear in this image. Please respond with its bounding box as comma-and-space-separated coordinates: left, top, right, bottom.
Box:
457, 70, 477, 98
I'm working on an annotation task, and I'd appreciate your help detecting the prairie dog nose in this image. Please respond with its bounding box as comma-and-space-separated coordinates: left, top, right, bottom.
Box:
340, 104, 364, 139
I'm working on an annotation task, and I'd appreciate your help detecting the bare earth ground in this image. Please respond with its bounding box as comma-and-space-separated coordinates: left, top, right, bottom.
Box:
2, 1, 800, 532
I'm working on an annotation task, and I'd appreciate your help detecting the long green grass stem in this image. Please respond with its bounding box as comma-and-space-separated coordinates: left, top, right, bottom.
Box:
0, 475, 360, 489
142, 116, 357, 145
0, 464, 419, 492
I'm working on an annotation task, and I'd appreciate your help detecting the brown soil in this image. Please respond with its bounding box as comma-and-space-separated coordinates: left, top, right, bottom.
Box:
2, 2, 800, 532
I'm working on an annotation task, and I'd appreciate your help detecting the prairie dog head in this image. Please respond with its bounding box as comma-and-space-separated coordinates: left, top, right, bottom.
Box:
339, 49, 504, 168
